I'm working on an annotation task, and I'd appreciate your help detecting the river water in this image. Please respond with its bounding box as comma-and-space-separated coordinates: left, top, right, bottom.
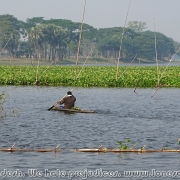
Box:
0, 86, 180, 180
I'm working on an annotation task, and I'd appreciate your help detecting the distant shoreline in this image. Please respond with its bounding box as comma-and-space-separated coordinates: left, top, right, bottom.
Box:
0, 57, 180, 66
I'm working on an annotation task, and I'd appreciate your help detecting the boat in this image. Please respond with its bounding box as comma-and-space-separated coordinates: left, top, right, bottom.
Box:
52, 107, 96, 113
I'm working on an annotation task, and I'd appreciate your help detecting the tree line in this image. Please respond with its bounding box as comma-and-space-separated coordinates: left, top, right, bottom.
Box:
0, 14, 178, 62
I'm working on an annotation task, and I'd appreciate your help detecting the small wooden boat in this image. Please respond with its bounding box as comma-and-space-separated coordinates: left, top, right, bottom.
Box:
52, 107, 96, 113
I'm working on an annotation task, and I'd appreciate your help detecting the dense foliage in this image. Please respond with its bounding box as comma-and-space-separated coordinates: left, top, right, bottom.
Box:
0, 14, 178, 62
0, 66, 180, 87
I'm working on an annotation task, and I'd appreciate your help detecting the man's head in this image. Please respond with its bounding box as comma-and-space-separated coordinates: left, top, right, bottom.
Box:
67, 91, 72, 95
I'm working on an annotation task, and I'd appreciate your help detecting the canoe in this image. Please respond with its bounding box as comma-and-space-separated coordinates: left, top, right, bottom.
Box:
52, 107, 96, 113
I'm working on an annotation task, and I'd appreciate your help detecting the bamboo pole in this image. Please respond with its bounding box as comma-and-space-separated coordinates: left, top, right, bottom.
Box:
153, 15, 160, 86
33, 59, 40, 85
134, 79, 140, 93
75, 0, 87, 80
76, 48, 93, 79
0, 144, 63, 153
38, 61, 54, 79
151, 47, 180, 97
118, 54, 137, 79
0, 148, 64, 153
116, 0, 131, 80
0, 37, 11, 53
0, 147, 180, 153
75, 148, 180, 153
158, 47, 180, 81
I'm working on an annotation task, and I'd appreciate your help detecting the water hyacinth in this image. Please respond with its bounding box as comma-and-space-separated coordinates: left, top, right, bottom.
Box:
0, 66, 180, 87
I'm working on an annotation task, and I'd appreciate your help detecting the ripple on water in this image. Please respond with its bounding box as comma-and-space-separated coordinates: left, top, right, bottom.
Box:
0, 86, 180, 179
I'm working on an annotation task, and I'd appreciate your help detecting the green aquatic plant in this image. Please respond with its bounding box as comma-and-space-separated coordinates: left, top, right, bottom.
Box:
0, 66, 180, 87
117, 139, 138, 150
117, 139, 131, 150
71, 106, 81, 110
178, 138, 180, 145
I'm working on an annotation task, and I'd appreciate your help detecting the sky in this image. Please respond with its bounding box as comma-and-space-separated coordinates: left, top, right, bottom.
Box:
0, 0, 180, 42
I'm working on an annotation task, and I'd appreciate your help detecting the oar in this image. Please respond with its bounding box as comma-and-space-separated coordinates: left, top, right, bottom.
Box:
48, 88, 74, 111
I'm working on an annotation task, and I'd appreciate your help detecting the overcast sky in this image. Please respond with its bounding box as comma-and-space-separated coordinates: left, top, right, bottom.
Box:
0, 0, 179, 42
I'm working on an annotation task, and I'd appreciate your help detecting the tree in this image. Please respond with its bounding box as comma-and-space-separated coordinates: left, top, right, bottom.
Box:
96, 27, 175, 61
41, 24, 69, 61
26, 17, 44, 31
96, 27, 136, 60
0, 14, 22, 56
127, 21, 147, 33
28, 24, 70, 61
42, 19, 98, 58
132, 31, 175, 60
28, 25, 44, 59
174, 41, 180, 56
67, 41, 77, 57
0, 14, 177, 62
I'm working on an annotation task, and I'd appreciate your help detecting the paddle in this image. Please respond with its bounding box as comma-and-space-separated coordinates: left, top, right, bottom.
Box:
48, 89, 74, 111
48, 104, 58, 111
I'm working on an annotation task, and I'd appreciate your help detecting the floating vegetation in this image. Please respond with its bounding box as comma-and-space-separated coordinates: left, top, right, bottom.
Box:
117, 139, 138, 150
0, 66, 180, 87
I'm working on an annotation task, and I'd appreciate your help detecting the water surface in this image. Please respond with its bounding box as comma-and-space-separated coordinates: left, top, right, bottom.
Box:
0, 86, 180, 179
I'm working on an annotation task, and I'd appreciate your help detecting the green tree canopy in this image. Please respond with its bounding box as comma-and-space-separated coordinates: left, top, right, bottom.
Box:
0, 14, 177, 62
96, 27, 175, 61
127, 21, 147, 33
0, 14, 23, 56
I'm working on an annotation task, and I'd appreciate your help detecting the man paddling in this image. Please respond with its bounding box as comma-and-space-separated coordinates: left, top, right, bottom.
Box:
56, 91, 76, 109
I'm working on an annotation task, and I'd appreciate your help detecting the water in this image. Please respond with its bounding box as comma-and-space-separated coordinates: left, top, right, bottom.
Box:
65, 61, 180, 67
0, 86, 180, 179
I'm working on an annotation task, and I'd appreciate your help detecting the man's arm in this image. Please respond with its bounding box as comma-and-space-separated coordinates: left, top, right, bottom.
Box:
57, 97, 65, 105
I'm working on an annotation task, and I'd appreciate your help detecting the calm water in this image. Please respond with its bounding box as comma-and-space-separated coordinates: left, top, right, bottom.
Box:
0, 86, 180, 180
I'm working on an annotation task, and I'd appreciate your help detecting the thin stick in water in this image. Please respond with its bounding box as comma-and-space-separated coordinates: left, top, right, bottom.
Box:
134, 79, 140, 93
116, 0, 131, 80
153, 15, 160, 86
76, 48, 93, 79
119, 54, 137, 78
151, 47, 180, 97
75, 0, 87, 80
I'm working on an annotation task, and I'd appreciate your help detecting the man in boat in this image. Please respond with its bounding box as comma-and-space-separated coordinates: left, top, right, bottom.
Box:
57, 91, 76, 109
